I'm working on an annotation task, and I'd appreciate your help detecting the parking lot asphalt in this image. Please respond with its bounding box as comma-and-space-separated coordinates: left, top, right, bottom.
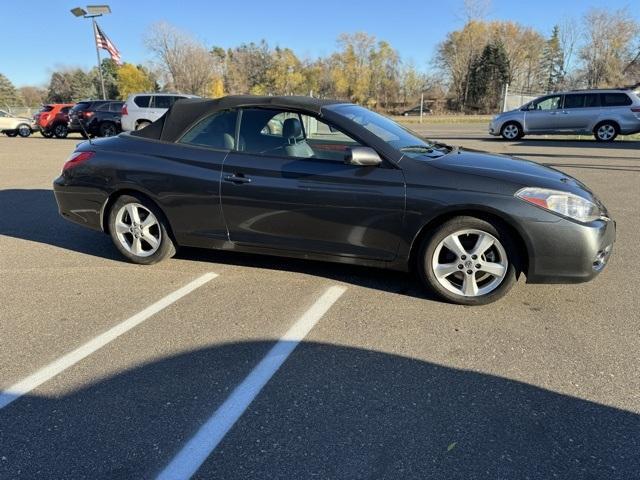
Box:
0, 128, 638, 479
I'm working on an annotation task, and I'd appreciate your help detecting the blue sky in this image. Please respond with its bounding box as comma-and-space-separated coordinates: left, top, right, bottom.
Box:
2, 0, 637, 87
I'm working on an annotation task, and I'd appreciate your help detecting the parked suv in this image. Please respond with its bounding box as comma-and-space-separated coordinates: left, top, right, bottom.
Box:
121, 93, 198, 131
68, 100, 125, 138
0, 110, 32, 137
490, 88, 640, 141
35, 104, 74, 138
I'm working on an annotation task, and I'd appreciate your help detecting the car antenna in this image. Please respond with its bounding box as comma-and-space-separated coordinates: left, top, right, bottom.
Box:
79, 118, 92, 145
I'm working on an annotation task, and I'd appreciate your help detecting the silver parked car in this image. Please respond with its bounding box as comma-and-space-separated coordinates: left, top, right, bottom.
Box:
489, 89, 640, 142
121, 93, 199, 131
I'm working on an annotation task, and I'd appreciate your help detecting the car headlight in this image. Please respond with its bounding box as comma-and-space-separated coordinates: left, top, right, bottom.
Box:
516, 187, 603, 223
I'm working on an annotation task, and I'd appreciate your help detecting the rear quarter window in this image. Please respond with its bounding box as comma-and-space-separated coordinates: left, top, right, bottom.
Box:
601, 93, 632, 107
152, 95, 172, 109
134, 96, 151, 108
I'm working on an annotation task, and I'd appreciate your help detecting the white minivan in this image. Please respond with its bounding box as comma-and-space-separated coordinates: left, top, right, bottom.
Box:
121, 93, 199, 131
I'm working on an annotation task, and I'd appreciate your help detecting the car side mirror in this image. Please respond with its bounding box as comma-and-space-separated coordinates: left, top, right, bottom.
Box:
345, 147, 382, 167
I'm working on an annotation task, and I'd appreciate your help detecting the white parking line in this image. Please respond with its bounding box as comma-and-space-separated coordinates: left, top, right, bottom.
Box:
0, 272, 218, 411
156, 285, 347, 480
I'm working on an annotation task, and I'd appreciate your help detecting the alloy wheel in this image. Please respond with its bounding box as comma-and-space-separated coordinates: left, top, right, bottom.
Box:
18, 125, 31, 137
502, 124, 519, 140
431, 229, 508, 297
114, 203, 161, 257
597, 124, 615, 141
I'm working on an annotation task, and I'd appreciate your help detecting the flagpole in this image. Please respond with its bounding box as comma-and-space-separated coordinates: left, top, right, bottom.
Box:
92, 18, 106, 100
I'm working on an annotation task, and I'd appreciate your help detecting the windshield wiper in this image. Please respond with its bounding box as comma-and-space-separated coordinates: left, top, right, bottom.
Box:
400, 145, 434, 153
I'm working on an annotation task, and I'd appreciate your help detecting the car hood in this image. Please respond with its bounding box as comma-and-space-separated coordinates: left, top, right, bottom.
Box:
430, 148, 593, 197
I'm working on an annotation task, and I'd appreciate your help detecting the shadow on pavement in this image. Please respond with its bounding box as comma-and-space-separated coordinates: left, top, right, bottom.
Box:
0, 188, 118, 260
0, 341, 637, 479
0, 188, 433, 300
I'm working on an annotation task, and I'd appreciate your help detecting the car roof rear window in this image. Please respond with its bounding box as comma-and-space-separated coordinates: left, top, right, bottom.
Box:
601, 93, 632, 107
41, 105, 54, 112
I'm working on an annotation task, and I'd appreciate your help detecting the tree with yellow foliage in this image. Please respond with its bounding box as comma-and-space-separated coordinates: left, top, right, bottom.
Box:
116, 63, 155, 99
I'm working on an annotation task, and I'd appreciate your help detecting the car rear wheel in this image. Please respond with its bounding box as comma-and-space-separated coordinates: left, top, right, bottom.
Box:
53, 123, 68, 139
500, 122, 523, 140
136, 121, 151, 130
17, 124, 31, 137
594, 122, 618, 142
108, 195, 176, 265
5, 131, 17, 137
99, 122, 117, 137
417, 216, 518, 305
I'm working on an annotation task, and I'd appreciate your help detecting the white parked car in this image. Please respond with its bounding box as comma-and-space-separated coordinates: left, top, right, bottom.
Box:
0, 110, 32, 137
121, 93, 199, 131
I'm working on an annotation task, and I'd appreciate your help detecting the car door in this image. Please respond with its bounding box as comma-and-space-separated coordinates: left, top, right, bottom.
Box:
523, 94, 563, 132
553, 94, 585, 131
220, 108, 406, 261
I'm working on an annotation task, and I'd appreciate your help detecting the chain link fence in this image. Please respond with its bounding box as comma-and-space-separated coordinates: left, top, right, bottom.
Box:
1, 106, 41, 118
501, 85, 546, 112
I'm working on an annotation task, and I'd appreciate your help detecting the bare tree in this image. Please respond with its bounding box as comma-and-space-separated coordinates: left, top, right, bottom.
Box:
579, 8, 639, 88
559, 17, 580, 87
145, 22, 216, 96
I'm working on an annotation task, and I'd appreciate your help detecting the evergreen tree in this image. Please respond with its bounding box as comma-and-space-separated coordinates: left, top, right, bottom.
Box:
0, 73, 23, 109
541, 25, 565, 92
91, 58, 120, 99
468, 41, 510, 112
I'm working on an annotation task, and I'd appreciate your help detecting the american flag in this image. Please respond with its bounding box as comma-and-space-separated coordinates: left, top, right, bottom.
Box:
95, 22, 122, 65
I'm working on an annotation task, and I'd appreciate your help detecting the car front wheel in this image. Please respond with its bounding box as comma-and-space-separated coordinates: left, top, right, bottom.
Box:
418, 216, 518, 305
500, 122, 523, 140
108, 195, 176, 265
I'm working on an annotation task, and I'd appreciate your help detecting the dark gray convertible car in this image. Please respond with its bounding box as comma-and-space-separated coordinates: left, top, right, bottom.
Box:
53, 96, 615, 305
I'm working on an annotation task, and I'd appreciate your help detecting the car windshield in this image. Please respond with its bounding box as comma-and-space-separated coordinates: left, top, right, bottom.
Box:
329, 104, 452, 158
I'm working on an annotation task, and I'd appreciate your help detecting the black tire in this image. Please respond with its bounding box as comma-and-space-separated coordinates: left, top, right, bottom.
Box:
53, 123, 69, 139
5, 131, 17, 137
500, 121, 523, 140
136, 121, 151, 131
99, 122, 117, 137
417, 216, 518, 305
17, 124, 31, 137
108, 194, 176, 265
40, 130, 53, 138
593, 121, 618, 142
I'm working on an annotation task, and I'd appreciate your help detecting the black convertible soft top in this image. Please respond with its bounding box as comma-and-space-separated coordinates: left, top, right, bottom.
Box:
130, 95, 344, 143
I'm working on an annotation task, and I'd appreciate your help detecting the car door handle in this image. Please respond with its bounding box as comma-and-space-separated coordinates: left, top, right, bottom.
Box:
224, 173, 252, 184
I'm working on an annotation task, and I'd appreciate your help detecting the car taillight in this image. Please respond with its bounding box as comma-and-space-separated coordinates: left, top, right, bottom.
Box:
631, 107, 640, 113
122, 104, 128, 116
62, 151, 95, 172
82, 111, 94, 118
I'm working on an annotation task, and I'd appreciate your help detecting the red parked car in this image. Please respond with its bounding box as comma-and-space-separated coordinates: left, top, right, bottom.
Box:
35, 103, 74, 138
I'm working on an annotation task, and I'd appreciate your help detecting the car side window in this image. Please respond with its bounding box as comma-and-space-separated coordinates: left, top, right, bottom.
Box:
134, 96, 151, 108
0, 111, 7, 117
533, 95, 561, 110
239, 108, 363, 162
584, 93, 600, 108
178, 110, 237, 150
601, 93, 632, 107
152, 95, 172, 109
563, 94, 585, 109
110, 102, 124, 112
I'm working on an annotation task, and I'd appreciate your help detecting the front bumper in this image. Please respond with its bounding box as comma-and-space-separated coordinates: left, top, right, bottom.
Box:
488, 120, 500, 136
525, 216, 616, 284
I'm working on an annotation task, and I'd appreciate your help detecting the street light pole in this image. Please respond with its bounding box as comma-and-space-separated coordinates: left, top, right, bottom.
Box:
71, 5, 111, 100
